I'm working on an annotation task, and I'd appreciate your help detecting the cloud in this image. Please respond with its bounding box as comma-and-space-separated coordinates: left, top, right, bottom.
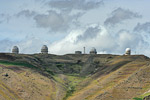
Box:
16, 37, 49, 54
47, 0, 103, 12
133, 22, 150, 49
16, 10, 37, 18
117, 30, 141, 51
0, 37, 49, 54
0, 23, 148, 56
34, 10, 82, 32
47, 23, 150, 56
104, 7, 142, 26
0, 13, 11, 23
48, 24, 141, 55
134, 22, 150, 33
14, 0, 103, 33
0, 39, 15, 53
76, 24, 101, 42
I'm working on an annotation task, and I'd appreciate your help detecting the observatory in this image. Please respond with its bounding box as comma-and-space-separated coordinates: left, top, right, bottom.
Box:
90, 47, 97, 54
125, 48, 131, 55
12, 46, 19, 54
75, 51, 82, 54
41, 45, 48, 54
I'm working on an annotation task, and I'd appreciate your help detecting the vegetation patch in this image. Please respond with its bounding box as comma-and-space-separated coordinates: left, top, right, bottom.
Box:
133, 92, 150, 100
63, 86, 75, 100
133, 97, 142, 100
53, 74, 85, 100
0, 60, 35, 69
43, 67, 55, 76
56, 64, 65, 70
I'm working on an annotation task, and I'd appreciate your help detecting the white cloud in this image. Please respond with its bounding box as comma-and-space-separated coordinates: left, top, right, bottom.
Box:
48, 24, 116, 55
34, 10, 82, 32
0, 37, 49, 54
16, 10, 36, 18
16, 37, 49, 54
47, 24, 148, 56
47, 0, 103, 12
104, 7, 142, 26
134, 22, 150, 33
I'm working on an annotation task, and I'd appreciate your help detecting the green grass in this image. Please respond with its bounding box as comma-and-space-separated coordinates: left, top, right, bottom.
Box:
133, 92, 150, 100
43, 67, 55, 76
63, 75, 85, 100
53, 74, 85, 100
0, 60, 56, 77
56, 64, 64, 70
63, 86, 75, 100
133, 97, 142, 100
0, 60, 35, 69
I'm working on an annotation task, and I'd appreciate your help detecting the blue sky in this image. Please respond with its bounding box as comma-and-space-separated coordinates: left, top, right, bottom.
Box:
0, 0, 150, 56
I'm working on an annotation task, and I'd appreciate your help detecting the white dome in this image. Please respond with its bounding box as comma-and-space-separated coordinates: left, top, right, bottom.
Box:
125, 48, 131, 55
125, 48, 131, 52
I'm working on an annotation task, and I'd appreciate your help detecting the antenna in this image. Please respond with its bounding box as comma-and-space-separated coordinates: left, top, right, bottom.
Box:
83, 47, 85, 54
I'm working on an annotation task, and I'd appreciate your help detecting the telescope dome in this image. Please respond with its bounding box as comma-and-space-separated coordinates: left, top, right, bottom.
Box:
12, 46, 19, 54
90, 47, 97, 54
41, 45, 48, 54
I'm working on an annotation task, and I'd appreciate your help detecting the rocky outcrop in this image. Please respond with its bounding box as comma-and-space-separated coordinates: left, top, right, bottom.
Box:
143, 95, 150, 100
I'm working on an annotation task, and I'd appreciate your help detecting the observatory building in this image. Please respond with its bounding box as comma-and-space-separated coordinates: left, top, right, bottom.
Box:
75, 51, 82, 54
12, 46, 19, 54
41, 45, 48, 54
125, 48, 131, 55
90, 47, 97, 54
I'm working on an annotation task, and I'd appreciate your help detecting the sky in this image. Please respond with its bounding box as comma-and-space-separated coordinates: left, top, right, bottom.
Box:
0, 0, 150, 56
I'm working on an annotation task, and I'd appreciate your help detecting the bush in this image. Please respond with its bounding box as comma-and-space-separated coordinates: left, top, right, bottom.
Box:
133, 97, 142, 100
0, 60, 35, 69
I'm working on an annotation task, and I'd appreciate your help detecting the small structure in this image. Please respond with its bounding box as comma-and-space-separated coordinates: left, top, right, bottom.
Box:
90, 47, 97, 54
83, 47, 85, 54
75, 51, 82, 54
41, 45, 48, 54
12, 46, 19, 54
125, 48, 131, 55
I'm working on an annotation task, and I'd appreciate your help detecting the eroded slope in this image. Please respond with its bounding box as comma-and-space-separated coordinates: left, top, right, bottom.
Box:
0, 53, 150, 100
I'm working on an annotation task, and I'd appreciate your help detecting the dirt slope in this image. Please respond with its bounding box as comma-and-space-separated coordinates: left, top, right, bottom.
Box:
0, 53, 150, 100
0, 64, 65, 100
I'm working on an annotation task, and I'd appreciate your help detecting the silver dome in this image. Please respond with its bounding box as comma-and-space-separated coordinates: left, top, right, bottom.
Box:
12, 46, 19, 54
41, 45, 48, 54
90, 47, 97, 54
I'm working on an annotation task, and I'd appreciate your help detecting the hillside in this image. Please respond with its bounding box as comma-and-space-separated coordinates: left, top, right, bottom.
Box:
0, 53, 150, 100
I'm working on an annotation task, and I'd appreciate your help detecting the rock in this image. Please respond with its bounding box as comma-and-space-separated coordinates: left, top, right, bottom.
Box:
5, 73, 8, 77
143, 95, 150, 100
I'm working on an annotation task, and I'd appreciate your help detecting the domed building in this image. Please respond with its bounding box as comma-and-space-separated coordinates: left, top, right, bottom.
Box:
90, 47, 97, 54
41, 45, 48, 54
125, 48, 131, 55
12, 46, 19, 54
75, 51, 82, 54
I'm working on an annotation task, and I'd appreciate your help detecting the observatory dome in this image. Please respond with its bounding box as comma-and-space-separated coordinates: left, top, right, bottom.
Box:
12, 46, 19, 54
41, 45, 48, 54
125, 48, 131, 55
90, 47, 97, 54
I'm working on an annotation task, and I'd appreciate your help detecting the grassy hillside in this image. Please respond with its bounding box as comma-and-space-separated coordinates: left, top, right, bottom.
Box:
0, 53, 150, 100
